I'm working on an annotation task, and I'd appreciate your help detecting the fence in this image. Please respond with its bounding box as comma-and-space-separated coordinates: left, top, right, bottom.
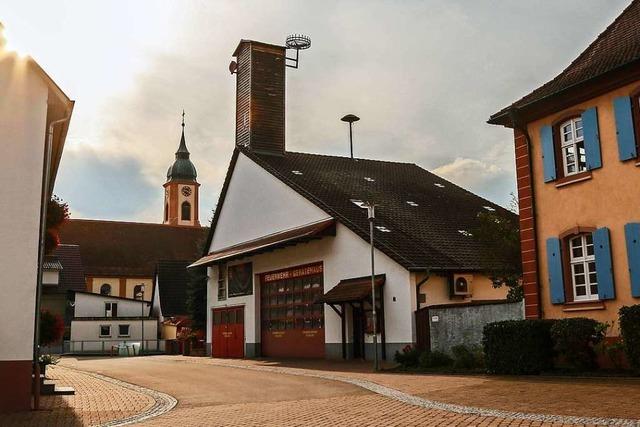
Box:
416, 300, 524, 354
65, 339, 168, 355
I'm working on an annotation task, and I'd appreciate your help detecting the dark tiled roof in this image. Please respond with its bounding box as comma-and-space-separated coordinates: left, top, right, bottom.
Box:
59, 219, 207, 277
43, 257, 63, 270
156, 260, 192, 317
489, 0, 640, 124
210, 148, 516, 271
318, 275, 385, 304
44, 244, 86, 294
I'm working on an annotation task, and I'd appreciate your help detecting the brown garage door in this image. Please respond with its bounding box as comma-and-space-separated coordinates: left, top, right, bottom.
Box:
260, 263, 325, 358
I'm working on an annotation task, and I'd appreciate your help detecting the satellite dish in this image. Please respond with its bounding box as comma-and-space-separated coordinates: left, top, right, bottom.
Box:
229, 60, 238, 75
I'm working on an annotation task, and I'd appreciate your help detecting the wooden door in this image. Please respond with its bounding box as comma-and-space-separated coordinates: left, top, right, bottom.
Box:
212, 307, 244, 358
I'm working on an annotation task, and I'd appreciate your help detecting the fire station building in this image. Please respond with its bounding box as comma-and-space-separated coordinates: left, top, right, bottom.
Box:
192, 39, 515, 359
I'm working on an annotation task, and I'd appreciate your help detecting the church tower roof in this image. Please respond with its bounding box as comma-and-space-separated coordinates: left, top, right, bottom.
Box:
167, 111, 197, 182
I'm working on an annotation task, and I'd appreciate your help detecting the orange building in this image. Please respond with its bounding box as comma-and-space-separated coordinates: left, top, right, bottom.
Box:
488, 0, 640, 330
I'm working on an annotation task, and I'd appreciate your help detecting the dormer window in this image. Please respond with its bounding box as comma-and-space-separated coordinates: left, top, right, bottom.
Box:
559, 117, 586, 176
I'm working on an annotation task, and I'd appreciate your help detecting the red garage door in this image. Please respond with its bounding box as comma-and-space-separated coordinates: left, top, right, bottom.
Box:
260, 263, 325, 358
212, 306, 244, 358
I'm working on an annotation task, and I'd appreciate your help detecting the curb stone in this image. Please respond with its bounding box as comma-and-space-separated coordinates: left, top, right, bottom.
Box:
62, 366, 178, 427
185, 359, 640, 427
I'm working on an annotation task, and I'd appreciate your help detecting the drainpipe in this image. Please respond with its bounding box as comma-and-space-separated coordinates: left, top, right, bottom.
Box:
33, 113, 71, 409
415, 273, 430, 311
508, 108, 542, 319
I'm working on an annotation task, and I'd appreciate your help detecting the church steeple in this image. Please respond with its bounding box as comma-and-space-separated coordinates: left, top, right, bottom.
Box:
163, 111, 200, 227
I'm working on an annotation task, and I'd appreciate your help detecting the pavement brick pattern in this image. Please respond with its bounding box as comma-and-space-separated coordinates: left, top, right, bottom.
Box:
2, 365, 160, 427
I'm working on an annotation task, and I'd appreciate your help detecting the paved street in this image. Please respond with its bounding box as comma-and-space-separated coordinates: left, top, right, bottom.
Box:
5, 356, 640, 426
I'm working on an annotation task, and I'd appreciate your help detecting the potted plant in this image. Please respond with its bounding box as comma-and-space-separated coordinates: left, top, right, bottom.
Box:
38, 354, 59, 379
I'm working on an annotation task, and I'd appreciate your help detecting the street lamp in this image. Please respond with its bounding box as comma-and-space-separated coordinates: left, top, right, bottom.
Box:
364, 202, 379, 371
136, 285, 145, 356
341, 114, 360, 159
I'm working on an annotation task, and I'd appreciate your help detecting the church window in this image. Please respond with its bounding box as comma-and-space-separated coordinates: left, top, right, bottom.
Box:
100, 284, 112, 296
181, 201, 191, 221
164, 203, 168, 222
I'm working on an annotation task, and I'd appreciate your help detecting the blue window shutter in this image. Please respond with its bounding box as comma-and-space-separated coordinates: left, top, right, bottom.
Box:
593, 227, 615, 300
546, 238, 565, 304
582, 107, 602, 170
540, 125, 556, 182
613, 96, 638, 161
624, 223, 640, 297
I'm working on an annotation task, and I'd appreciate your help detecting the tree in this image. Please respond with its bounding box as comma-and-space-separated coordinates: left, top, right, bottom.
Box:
186, 266, 208, 331
39, 310, 64, 346
45, 196, 70, 254
472, 194, 523, 302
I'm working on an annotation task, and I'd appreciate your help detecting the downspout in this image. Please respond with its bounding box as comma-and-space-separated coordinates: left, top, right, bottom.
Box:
33, 113, 71, 409
508, 108, 543, 319
415, 272, 430, 311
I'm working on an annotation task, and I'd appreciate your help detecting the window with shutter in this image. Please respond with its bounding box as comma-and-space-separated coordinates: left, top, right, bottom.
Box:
625, 223, 640, 297
613, 96, 638, 161
546, 238, 565, 304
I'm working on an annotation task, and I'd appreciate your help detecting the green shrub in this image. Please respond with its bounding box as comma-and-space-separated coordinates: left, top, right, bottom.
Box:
550, 318, 606, 371
418, 350, 452, 368
393, 345, 420, 368
451, 345, 484, 370
483, 319, 556, 374
619, 304, 640, 373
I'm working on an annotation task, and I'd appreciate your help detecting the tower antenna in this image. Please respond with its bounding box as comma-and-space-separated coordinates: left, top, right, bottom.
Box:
285, 34, 311, 69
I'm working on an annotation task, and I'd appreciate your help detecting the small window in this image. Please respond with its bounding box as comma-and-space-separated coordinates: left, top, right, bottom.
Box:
217, 266, 227, 301
164, 203, 169, 222
118, 324, 130, 337
133, 285, 145, 300
100, 284, 112, 296
181, 201, 191, 221
105, 302, 118, 317
559, 118, 586, 176
99, 325, 111, 337
569, 234, 599, 301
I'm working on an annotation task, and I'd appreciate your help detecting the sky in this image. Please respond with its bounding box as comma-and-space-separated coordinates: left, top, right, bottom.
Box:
1, 0, 630, 224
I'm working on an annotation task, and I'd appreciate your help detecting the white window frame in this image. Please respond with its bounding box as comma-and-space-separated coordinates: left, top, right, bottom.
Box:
569, 234, 599, 301
105, 302, 117, 317
118, 324, 130, 338
559, 118, 586, 176
217, 266, 227, 301
99, 325, 112, 338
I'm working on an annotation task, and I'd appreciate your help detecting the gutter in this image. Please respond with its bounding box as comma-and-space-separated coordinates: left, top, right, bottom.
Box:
33, 113, 72, 409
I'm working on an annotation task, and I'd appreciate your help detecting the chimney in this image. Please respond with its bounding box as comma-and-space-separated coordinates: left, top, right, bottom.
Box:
232, 40, 286, 155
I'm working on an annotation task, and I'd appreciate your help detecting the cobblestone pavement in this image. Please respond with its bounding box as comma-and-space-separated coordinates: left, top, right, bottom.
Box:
2, 364, 174, 427
56, 356, 640, 427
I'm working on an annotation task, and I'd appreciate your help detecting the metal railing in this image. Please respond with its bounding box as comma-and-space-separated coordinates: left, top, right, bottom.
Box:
65, 339, 168, 355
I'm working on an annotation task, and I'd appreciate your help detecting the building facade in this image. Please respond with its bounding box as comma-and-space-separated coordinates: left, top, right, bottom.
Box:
193, 39, 515, 360
0, 28, 74, 411
488, 0, 640, 329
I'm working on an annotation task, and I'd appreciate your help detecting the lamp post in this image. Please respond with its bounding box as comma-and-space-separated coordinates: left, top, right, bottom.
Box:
136, 285, 145, 356
364, 202, 379, 371
341, 114, 360, 159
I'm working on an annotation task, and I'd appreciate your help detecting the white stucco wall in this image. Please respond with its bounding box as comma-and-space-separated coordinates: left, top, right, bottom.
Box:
74, 292, 151, 318
0, 55, 49, 361
70, 320, 158, 351
205, 154, 413, 353
210, 153, 330, 251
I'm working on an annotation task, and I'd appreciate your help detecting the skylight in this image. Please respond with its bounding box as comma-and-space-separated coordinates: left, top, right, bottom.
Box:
406, 201, 419, 207
434, 183, 445, 188
376, 226, 391, 233
483, 206, 496, 212
364, 177, 375, 182
350, 199, 367, 208
291, 170, 303, 175
458, 230, 473, 237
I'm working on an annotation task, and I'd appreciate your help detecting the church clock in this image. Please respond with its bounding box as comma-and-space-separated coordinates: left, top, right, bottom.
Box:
181, 186, 192, 197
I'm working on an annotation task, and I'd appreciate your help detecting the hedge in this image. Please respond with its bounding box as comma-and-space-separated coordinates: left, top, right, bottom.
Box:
619, 304, 640, 373
550, 318, 605, 371
483, 319, 556, 374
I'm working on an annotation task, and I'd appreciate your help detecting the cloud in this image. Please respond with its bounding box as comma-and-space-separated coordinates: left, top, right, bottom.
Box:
433, 158, 514, 206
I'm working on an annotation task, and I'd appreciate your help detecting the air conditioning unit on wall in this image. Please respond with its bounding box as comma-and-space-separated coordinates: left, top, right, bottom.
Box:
452, 274, 473, 297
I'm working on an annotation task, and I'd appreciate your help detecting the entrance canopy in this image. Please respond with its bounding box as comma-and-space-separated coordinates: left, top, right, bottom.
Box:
189, 218, 335, 268
317, 274, 385, 304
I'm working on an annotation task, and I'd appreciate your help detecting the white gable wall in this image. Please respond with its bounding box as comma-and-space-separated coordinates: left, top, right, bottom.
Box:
210, 152, 331, 251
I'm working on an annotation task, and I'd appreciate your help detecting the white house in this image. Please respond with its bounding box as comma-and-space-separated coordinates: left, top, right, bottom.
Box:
0, 25, 74, 411
69, 291, 158, 354
192, 39, 515, 360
